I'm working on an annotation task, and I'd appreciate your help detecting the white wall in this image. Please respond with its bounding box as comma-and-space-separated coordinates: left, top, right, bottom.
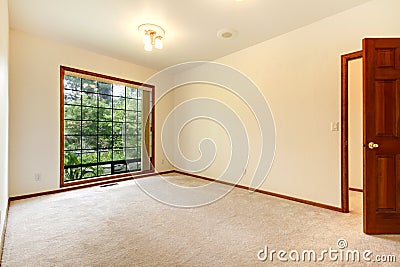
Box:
172, 84, 235, 178
348, 58, 363, 190
9, 29, 173, 197
172, 0, 400, 207
0, 0, 9, 243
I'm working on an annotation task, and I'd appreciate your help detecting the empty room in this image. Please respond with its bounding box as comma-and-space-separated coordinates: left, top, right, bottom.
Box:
0, 0, 399, 266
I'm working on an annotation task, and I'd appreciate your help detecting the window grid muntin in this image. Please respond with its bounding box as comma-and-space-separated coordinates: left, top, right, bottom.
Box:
64, 75, 144, 182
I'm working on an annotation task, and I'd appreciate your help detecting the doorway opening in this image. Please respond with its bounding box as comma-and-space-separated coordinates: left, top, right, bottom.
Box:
348, 55, 364, 214
341, 50, 363, 214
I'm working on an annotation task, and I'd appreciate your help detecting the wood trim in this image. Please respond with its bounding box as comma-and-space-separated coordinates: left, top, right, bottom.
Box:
60, 67, 65, 188
349, 187, 364, 193
62, 170, 154, 187
0, 199, 10, 262
10, 171, 175, 202
60, 66, 154, 89
59, 66, 156, 188
172, 170, 343, 213
151, 88, 155, 170
341, 50, 363, 213
8, 169, 343, 212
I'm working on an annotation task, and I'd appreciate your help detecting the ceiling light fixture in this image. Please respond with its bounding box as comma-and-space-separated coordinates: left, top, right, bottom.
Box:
138, 23, 165, 52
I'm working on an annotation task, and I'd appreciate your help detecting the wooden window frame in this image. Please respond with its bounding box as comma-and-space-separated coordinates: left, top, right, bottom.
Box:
60, 66, 155, 187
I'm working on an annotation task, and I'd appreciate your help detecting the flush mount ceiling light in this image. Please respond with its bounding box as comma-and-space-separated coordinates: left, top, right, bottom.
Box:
138, 23, 165, 52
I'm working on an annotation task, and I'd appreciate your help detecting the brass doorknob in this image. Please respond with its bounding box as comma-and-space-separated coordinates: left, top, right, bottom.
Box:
368, 142, 379, 149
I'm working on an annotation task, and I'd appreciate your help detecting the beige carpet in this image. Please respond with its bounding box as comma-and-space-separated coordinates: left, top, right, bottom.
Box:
2, 174, 399, 266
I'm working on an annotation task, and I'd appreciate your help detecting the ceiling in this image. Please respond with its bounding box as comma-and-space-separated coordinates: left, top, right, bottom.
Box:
9, 0, 372, 70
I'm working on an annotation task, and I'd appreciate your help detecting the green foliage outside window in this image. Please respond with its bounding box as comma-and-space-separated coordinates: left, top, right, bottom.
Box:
63, 75, 146, 182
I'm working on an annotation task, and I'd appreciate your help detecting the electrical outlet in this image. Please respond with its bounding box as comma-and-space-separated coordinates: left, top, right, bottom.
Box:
34, 173, 41, 181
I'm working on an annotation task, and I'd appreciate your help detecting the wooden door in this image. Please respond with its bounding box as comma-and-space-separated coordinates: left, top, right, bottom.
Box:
363, 38, 400, 234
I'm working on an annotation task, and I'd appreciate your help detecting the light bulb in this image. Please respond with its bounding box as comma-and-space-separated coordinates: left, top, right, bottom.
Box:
143, 33, 151, 45
154, 36, 163, 49
144, 43, 153, 52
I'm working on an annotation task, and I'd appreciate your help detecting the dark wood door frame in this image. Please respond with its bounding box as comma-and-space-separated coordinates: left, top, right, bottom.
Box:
341, 50, 363, 213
